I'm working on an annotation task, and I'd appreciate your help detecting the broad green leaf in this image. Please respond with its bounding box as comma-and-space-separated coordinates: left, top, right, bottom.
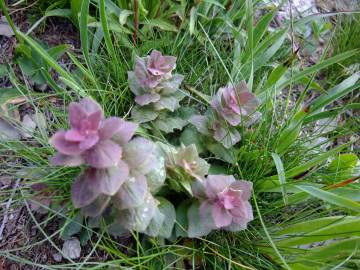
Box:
142, 19, 178, 32
189, 6, 197, 36
207, 142, 236, 164
253, 9, 276, 47
60, 213, 83, 240
187, 201, 211, 238
180, 126, 206, 154
0, 88, 25, 107
175, 200, 191, 237
328, 153, 359, 172
157, 198, 176, 238
26, 9, 72, 34
296, 185, 360, 212
16, 32, 76, 88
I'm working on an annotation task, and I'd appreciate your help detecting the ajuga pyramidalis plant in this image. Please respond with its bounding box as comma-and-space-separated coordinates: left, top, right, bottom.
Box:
190, 81, 259, 149
49, 50, 257, 238
128, 50, 187, 132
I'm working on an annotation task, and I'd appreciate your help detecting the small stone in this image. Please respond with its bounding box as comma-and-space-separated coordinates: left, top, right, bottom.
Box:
62, 238, 81, 259
21, 114, 37, 138
52, 252, 62, 262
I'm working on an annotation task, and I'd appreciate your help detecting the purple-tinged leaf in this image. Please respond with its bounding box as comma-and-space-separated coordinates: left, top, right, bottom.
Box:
131, 106, 159, 123
50, 131, 83, 155
81, 194, 111, 217
50, 153, 84, 167
204, 175, 236, 199
147, 50, 176, 76
71, 170, 101, 208
94, 160, 129, 196
113, 174, 148, 209
135, 93, 161, 106
84, 140, 122, 168
211, 81, 259, 126
121, 192, 158, 232
193, 175, 253, 230
123, 137, 158, 175
189, 115, 211, 136
79, 97, 103, 115
187, 201, 212, 237
68, 103, 87, 129
211, 203, 232, 228
160, 74, 184, 95
110, 120, 138, 145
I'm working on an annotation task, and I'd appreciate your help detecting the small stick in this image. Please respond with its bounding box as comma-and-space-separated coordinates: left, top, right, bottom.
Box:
0, 178, 21, 241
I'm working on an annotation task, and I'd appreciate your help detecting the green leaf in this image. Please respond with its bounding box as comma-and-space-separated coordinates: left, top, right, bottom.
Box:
175, 200, 191, 237
297, 238, 360, 263
187, 201, 211, 238
118, 9, 133, 25
157, 198, 176, 238
207, 142, 236, 164
253, 9, 276, 47
189, 6, 197, 36
0, 88, 25, 107
26, 9, 72, 34
180, 126, 206, 154
142, 19, 178, 32
296, 185, 360, 213
17, 32, 76, 90
70, 0, 82, 24
328, 154, 359, 172
60, 213, 83, 240
153, 115, 187, 133
47, 44, 69, 60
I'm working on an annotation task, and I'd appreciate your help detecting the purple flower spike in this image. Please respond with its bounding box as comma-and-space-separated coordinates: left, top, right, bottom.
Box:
211, 81, 259, 126
193, 175, 253, 230
49, 98, 138, 169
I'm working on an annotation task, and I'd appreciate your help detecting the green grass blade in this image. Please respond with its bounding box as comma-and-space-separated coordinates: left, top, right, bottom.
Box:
17, 32, 76, 86
271, 153, 288, 205
309, 72, 360, 113
100, 0, 117, 61
260, 49, 359, 100
276, 216, 360, 247
79, 0, 92, 69
296, 185, 360, 213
